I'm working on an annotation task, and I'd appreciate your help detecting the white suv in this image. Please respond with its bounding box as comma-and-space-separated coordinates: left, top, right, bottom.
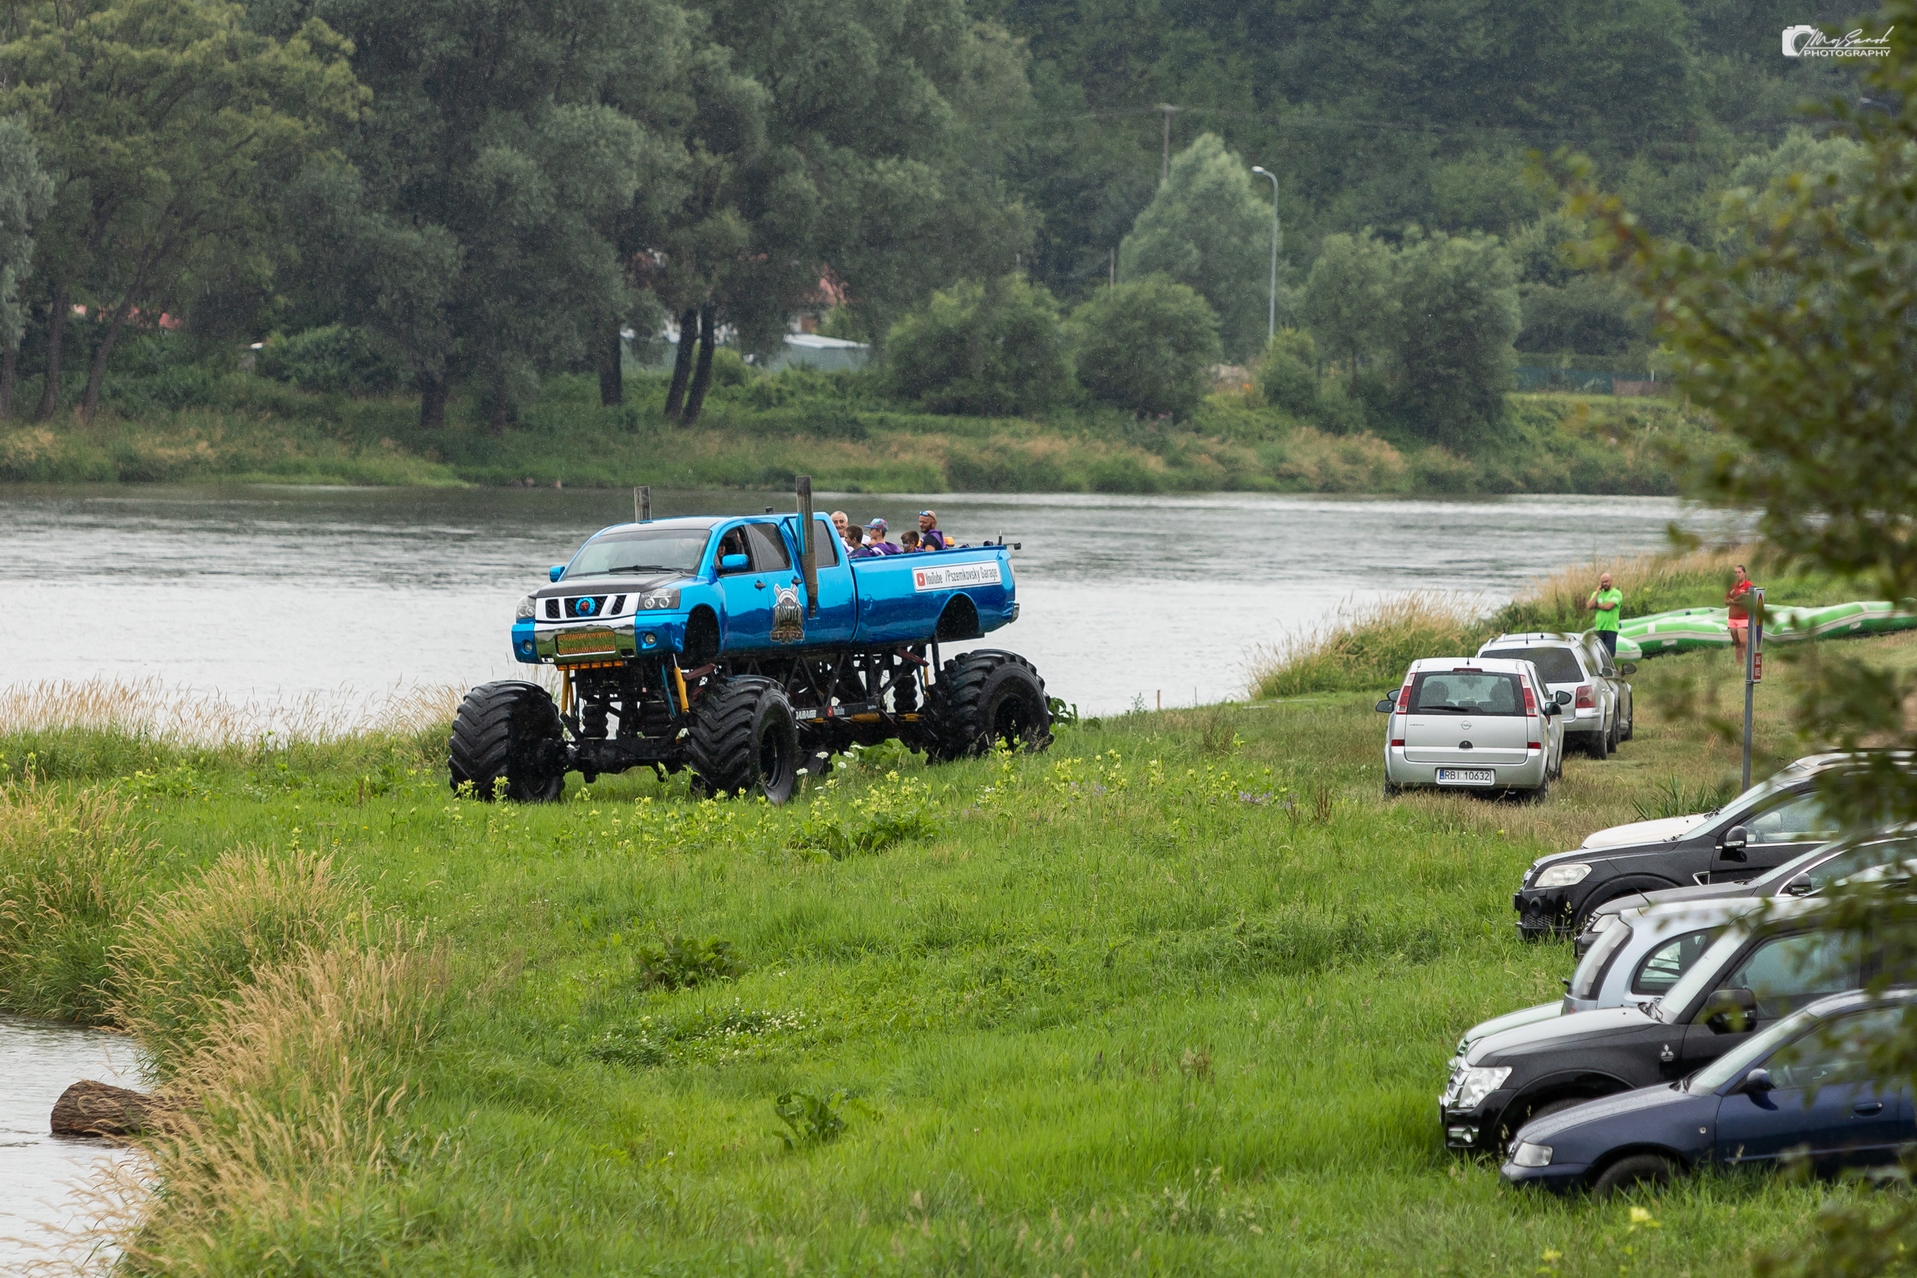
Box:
1476, 632, 1634, 760
1376, 657, 1565, 800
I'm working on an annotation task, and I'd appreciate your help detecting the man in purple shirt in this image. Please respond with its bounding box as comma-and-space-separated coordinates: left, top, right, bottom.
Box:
917, 510, 949, 550
853, 518, 900, 557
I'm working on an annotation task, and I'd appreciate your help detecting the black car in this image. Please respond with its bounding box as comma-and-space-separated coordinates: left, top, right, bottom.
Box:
1572, 830, 1917, 957
1443, 902, 1868, 1154
1513, 754, 1845, 938
1501, 988, 1917, 1196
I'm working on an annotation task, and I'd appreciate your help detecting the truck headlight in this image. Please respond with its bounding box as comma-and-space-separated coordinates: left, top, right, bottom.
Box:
1452, 1066, 1512, 1110
1534, 863, 1592, 888
516, 595, 536, 620
639, 590, 680, 610
1510, 1141, 1553, 1168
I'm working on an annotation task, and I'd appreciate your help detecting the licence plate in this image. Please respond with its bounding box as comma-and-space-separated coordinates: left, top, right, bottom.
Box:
556, 627, 618, 656
1436, 768, 1496, 786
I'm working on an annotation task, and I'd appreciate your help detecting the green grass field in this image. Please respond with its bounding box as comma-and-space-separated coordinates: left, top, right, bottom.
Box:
5, 638, 1905, 1274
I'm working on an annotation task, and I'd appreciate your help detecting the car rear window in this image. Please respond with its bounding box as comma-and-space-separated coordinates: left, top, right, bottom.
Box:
1481, 646, 1585, 684
1408, 671, 1525, 716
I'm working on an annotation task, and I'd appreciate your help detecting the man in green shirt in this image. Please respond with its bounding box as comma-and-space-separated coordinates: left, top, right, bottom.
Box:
1587, 572, 1623, 657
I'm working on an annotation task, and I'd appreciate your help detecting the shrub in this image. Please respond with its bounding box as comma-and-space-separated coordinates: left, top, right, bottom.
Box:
1251, 595, 1487, 698
883, 273, 1071, 415
1072, 275, 1220, 418
256, 325, 407, 396
633, 935, 746, 990
1258, 328, 1320, 417
0, 781, 152, 1021
711, 347, 752, 387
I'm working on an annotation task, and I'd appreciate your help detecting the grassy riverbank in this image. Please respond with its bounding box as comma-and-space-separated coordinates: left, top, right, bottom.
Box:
1253, 548, 1870, 699
0, 367, 1709, 495
1, 641, 1903, 1274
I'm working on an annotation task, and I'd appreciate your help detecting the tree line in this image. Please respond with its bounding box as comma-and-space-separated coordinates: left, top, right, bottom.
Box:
0, 0, 1876, 441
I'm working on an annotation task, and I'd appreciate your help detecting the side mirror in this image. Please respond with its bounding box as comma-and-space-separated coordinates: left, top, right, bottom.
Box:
1375, 698, 1396, 714
1782, 873, 1815, 897
1544, 703, 1562, 717
1700, 986, 1758, 1033
549, 565, 566, 582
1554, 690, 1573, 706
1736, 1067, 1775, 1095
719, 553, 750, 572
1620, 663, 1638, 675
1720, 825, 1750, 860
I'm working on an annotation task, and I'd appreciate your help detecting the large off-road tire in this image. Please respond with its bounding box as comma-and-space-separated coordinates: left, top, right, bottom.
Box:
685, 675, 800, 804
925, 650, 1053, 762
448, 681, 568, 802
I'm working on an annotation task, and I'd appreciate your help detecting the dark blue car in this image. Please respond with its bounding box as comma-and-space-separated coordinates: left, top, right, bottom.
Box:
1501, 988, 1916, 1196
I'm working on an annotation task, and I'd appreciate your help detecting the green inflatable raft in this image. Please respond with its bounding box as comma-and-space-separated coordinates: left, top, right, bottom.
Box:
1613, 600, 1917, 662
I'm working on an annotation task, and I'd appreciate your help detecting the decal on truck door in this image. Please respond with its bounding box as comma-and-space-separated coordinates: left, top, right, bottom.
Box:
911, 561, 1003, 591
770, 584, 805, 644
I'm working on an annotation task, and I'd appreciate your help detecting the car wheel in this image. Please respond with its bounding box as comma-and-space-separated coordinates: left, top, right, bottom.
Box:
1591, 1152, 1676, 1198
1585, 727, 1609, 761
1383, 781, 1403, 799
1619, 700, 1634, 742
1523, 775, 1551, 805
1607, 714, 1622, 753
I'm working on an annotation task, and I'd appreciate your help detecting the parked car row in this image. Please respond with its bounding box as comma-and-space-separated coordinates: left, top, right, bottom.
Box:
1378, 632, 1633, 804
1444, 757, 1917, 1196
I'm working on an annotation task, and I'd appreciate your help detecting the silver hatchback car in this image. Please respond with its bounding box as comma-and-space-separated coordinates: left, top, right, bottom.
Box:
1377, 657, 1565, 800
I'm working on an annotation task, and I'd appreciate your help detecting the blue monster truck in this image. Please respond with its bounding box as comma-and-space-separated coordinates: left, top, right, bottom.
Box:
448, 481, 1051, 803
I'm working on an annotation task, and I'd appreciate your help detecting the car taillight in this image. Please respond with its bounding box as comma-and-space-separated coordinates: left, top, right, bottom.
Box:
1397, 684, 1412, 712
1528, 741, 1542, 750
1575, 684, 1595, 709
1523, 686, 1538, 715
1390, 738, 1405, 747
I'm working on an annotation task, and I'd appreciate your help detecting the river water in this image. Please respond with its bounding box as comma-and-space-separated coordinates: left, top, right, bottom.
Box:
0, 1019, 145, 1270
0, 485, 1747, 718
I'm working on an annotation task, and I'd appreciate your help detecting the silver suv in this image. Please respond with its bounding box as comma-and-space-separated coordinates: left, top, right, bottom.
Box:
1477, 632, 1633, 759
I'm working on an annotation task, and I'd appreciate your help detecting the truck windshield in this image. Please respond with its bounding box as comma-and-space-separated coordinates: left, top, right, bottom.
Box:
567, 527, 712, 578
1408, 671, 1524, 715
1479, 646, 1584, 684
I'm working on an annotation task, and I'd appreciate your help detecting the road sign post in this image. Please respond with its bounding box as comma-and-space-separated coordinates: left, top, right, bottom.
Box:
1742, 587, 1765, 790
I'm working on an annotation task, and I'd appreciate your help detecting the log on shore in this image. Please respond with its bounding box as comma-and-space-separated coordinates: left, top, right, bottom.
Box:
50, 1080, 165, 1137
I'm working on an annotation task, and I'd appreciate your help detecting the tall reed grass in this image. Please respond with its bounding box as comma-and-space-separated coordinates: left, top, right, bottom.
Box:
1251, 595, 1488, 699
0, 677, 463, 746
0, 779, 153, 1020
1252, 545, 1861, 698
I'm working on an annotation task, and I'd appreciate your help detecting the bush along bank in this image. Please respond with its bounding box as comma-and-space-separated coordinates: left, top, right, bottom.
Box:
0, 359, 1714, 494
1253, 547, 1868, 698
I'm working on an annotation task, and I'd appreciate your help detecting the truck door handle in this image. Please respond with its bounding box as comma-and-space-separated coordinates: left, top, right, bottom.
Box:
1854, 1101, 1885, 1116
754, 580, 766, 590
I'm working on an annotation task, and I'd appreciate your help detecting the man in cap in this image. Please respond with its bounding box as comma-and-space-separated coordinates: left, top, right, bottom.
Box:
917, 510, 949, 550
861, 518, 900, 556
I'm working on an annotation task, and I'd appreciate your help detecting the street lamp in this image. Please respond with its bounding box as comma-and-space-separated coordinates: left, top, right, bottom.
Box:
1250, 165, 1280, 343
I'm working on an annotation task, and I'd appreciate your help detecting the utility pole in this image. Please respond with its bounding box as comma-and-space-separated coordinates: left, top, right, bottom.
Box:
1160, 104, 1177, 184
1742, 587, 1765, 790
1251, 165, 1281, 342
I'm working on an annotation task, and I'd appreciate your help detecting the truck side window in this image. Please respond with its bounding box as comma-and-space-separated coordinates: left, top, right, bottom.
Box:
1632, 929, 1717, 995
743, 522, 791, 571
812, 518, 839, 567
1722, 932, 1858, 1019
